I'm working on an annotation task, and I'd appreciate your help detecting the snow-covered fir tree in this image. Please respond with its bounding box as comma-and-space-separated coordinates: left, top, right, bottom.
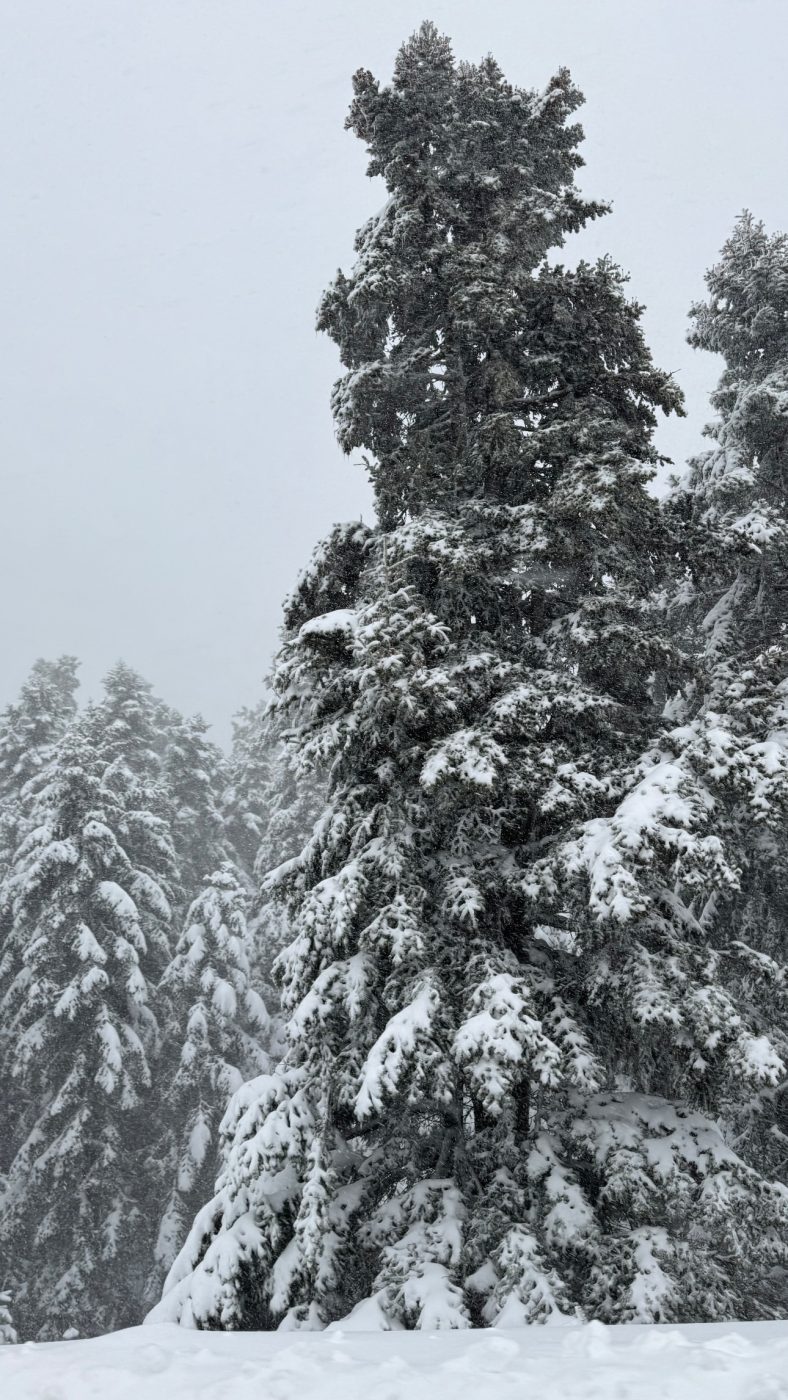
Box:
0, 659, 82, 1192
161, 710, 231, 910
659, 214, 788, 1186
0, 656, 80, 803
683, 213, 788, 662
151, 26, 788, 1332
86, 663, 180, 981
0, 656, 80, 879
148, 863, 271, 1298
93, 663, 233, 917
94, 662, 166, 779
0, 715, 172, 1339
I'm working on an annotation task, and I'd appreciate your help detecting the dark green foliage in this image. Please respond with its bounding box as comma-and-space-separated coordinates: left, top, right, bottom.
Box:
317, 22, 678, 528
152, 27, 787, 1334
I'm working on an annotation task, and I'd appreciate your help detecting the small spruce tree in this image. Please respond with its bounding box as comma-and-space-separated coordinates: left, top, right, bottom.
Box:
149, 863, 271, 1298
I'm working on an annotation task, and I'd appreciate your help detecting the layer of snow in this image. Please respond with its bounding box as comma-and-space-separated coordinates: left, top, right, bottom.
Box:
298, 609, 357, 641
3, 1319, 788, 1400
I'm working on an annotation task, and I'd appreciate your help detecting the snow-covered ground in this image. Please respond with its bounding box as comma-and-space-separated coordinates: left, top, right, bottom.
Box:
3, 1319, 788, 1400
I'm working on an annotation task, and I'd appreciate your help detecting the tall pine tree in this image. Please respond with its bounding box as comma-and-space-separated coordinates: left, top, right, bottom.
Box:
152, 27, 787, 1331
0, 715, 171, 1338
662, 215, 788, 1189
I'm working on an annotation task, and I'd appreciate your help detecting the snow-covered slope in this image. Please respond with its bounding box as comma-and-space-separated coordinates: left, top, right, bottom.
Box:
3, 1320, 788, 1400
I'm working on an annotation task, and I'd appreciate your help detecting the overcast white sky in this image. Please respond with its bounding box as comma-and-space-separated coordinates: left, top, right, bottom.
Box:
2, 0, 787, 743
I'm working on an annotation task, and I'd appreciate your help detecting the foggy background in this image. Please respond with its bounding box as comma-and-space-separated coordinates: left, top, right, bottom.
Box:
2, 0, 787, 743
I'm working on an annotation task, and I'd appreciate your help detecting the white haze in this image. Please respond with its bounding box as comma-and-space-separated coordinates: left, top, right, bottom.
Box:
1, 0, 787, 742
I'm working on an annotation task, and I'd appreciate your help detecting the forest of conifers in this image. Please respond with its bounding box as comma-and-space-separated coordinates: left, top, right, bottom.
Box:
1, 22, 788, 1343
